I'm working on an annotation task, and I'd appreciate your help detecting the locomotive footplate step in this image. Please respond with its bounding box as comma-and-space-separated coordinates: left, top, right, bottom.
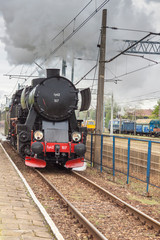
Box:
25, 156, 47, 168
65, 158, 84, 168
0, 144, 58, 239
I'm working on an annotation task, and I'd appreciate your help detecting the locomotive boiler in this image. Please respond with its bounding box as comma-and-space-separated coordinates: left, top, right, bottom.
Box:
9, 69, 91, 168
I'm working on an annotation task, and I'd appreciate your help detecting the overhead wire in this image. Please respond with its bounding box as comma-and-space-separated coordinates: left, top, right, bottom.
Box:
85, 32, 101, 115
122, 53, 158, 64
7, 65, 24, 97
41, 0, 110, 67
7, 10, 160, 107
51, 0, 93, 42
106, 26, 160, 35
5, 65, 18, 75
118, 96, 160, 105
75, 30, 160, 86
108, 61, 160, 83
29, 0, 93, 67
24, 0, 110, 81
76, 26, 160, 110
132, 90, 160, 99
75, 55, 160, 86
90, 33, 101, 92
6, 0, 103, 89
116, 88, 160, 106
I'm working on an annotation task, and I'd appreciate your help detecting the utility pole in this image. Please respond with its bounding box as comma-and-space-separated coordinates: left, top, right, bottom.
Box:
119, 117, 122, 134
95, 9, 107, 134
71, 59, 74, 83
94, 9, 107, 168
134, 109, 136, 135
110, 93, 113, 135
62, 59, 67, 76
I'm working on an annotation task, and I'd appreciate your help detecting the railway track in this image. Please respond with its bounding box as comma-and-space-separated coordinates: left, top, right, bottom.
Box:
37, 168, 160, 240
73, 171, 160, 231
36, 169, 108, 240
2, 141, 160, 240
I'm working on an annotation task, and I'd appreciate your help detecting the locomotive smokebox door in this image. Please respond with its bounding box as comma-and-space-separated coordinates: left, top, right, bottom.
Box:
29, 75, 78, 121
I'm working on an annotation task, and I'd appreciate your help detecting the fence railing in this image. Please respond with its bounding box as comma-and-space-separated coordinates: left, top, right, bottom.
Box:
86, 134, 160, 193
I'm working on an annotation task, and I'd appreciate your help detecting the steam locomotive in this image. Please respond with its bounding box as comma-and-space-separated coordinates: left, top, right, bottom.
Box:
8, 69, 91, 168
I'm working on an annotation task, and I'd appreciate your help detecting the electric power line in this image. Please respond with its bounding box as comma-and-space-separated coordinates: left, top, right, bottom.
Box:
25, 0, 110, 81
118, 96, 160, 105
7, 0, 107, 88
106, 26, 160, 35
123, 53, 158, 64
41, 0, 110, 67
51, 0, 93, 42
107, 61, 160, 82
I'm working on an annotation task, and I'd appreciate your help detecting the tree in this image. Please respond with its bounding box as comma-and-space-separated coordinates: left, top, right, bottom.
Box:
150, 100, 160, 119
104, 98, 120, 128
77, 108, 96, 121
89, 108, 96, 120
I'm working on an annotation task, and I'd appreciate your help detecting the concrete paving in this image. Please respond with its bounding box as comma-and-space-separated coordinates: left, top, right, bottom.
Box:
0, 145, 55, 240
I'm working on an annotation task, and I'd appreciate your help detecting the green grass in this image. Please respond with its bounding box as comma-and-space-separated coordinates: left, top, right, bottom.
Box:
128, 194, 160, 205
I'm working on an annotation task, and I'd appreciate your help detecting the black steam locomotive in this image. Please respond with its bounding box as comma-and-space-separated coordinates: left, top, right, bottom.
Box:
8, 69, 91, 168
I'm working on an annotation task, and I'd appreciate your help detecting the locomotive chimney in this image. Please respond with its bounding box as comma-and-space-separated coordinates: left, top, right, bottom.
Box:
46, 69, 60, 78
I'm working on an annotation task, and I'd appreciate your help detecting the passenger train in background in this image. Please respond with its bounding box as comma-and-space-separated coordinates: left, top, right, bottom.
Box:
83, 120, 95, 133
108, 119, 160, 137
2, 68, 91, 169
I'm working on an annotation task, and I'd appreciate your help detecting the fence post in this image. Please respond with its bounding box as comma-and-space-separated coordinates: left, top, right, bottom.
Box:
146, 140, 152, 194
113, 136, 115, 177
100, 134, 103, 173
127, 138, 130, 184
90, 133, 93, 167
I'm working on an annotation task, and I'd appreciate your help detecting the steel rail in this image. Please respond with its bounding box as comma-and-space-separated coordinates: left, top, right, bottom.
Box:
35, 169, 108, 240
73, 171, 160, 232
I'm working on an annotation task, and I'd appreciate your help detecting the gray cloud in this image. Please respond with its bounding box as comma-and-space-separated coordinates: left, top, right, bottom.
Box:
0, 0, 160, 109
145, 0, 160, 2
0, 0, 105, 65
0, 0, 158, 65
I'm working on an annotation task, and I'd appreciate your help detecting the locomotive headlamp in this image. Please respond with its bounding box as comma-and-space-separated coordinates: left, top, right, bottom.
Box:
34, 131, 43, 141
72, 132, 81, 142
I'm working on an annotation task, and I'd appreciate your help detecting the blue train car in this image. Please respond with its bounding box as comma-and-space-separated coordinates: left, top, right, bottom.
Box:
136, 119, 151, 135
108, 119, 120, 133
109, 118, 160, 136
136, 124, 143, 134
108, 119, 135, 134
150, 119, 160, 136
150, 119, 160, 131
121, 121, 135, 134
136, 119, 160, 135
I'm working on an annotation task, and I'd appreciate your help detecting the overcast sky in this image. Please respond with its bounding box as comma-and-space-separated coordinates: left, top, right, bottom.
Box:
0, 0, 160, 110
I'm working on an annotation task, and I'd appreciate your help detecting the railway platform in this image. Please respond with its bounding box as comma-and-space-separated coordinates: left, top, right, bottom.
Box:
0, 144, 55, 240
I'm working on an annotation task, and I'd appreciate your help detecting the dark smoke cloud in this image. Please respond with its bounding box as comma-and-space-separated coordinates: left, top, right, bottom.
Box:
145, 0, 160, 2
0, 0, 104, 65
0, 0, 160, 109
0, 0, 158, 65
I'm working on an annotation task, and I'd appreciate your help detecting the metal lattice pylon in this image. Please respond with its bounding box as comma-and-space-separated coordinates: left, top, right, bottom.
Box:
123, 40, 160, 55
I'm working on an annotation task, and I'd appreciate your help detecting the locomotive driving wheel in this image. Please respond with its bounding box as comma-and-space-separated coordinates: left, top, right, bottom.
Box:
19, 131, 30, 143
19, 144, 30, 158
